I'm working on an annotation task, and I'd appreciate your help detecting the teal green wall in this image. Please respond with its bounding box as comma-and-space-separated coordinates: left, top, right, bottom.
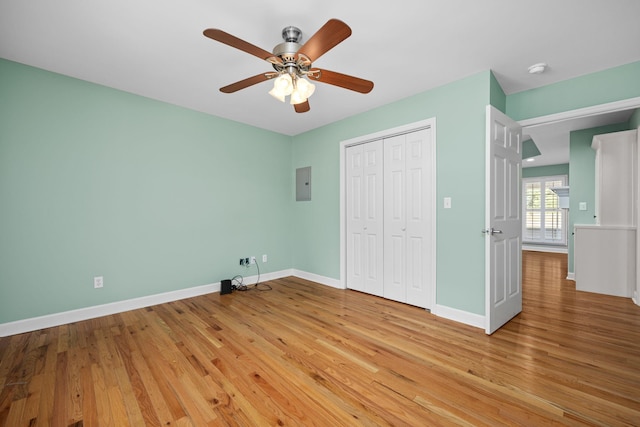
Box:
506, 61, 640, 121
0, 59, 293, 323
522, 164, 569, 179
292, 71, 496, 315
489, 72, 506, 113
4, 55, 640, 326
522, 139, 541, 159
567, 123, 631, 273
631, 108, 640, 129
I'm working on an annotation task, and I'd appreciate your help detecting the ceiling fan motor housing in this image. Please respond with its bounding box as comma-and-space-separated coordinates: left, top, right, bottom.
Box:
273, 26, 303, 63
282, 26, 302, 43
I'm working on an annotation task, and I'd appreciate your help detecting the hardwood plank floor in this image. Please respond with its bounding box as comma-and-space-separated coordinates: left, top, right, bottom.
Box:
1, 251, 640, 426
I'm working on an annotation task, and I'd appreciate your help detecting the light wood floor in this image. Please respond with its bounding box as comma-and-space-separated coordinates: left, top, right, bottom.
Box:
1, 251, 640, 426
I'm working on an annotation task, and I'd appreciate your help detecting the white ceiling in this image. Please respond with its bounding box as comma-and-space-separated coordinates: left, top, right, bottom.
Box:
523, 108, 636, 168
1, 0, 640, 163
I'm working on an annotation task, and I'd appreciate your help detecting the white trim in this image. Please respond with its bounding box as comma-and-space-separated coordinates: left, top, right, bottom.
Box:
567, 272, 575, 281
518, 96, 640, 129
432, 304, 485, 329
292, 270, 343, 289
522, 175, 569, 246
238, 268, 294, 286
0, 282, 217, 337
0, 269, 293, 337
339, 117, 437, 309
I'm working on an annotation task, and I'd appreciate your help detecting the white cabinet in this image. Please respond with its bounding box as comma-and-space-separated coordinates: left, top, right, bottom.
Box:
592, 130, 637, 226
574, 129, 638, 300
574, 225, 635, 298
345, 128, 435, 309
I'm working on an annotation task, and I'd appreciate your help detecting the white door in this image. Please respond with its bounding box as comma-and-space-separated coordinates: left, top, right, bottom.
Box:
346, 141, 384, 296
485, 105, 522, 334
383, 129, 433, 308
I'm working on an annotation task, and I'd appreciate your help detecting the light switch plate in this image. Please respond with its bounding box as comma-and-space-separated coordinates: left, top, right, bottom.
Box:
579, 202, 587, 211
444, 197, 452, 209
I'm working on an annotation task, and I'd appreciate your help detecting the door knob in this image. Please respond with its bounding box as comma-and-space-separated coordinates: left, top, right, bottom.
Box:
482, 228, 503, 235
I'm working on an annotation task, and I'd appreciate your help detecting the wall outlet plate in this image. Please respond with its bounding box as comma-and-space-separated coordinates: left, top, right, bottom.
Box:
94, 276, 103, 288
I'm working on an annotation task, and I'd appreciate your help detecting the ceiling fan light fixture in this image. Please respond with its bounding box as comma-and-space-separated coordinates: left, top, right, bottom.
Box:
268, 87, 286, 102
269, 74, 293, 101
205, 19, 373, 113
289, 77, 316, 105
297, 77, 315, 98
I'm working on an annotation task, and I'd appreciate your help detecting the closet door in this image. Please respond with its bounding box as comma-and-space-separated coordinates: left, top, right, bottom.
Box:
383, 129, 433, 308
346, 141, 384, 296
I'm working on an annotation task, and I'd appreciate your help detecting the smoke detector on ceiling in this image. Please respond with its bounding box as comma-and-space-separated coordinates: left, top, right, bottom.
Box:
528, 63, 548, 74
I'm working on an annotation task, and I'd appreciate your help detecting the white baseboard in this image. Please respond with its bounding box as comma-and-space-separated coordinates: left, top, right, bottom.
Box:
0, 282, 218, 337
235, 268, 293, 287
567, 272, 575, 281
0, 269, 294, 337
2, 269, 486, 337
432, 304, 485, 330
292, 269, 343, 289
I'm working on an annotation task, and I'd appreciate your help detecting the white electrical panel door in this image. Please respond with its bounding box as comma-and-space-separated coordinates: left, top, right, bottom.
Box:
345, 141, 384, 296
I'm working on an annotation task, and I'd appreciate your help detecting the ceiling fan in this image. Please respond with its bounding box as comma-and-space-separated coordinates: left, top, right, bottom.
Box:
203, 19, 374, 113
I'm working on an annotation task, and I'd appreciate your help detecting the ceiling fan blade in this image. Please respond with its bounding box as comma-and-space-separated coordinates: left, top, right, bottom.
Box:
294, 100, 310, 113
309, 69, 374, 94
296, 19, 352, 63
220, 73, 276, 93
203, 29, 282, 64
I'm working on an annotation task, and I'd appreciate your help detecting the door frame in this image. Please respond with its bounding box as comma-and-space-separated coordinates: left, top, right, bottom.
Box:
339, 118, 437, 308
518, 96, 640, 304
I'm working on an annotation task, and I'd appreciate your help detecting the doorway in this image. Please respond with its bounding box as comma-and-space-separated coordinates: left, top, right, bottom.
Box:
519, 97, 640, 299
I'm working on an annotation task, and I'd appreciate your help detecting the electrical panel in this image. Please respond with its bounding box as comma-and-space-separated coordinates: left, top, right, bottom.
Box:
296, 166, 311, 201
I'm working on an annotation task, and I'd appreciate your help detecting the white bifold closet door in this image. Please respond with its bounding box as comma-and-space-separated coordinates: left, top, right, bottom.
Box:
383, 129, 433, 308
346, 127, 433, 309
346, 140, 384, 296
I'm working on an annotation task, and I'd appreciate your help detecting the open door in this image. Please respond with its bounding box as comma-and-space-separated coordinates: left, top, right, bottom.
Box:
485, 105, 522, 334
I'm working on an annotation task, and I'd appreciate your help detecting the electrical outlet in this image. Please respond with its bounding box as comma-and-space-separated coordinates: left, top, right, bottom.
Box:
262, 254, 267, 263
239, 258, 245, 266
244, 257, 250, 266
94, 276, 103, 289
250, 256, 256, 264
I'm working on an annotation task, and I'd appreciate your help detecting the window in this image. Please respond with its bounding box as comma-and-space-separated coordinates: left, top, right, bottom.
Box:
523, 175, 568, 245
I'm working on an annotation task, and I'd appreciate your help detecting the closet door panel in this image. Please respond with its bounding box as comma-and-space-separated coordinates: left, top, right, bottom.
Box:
346, 141, 383, 296
346, 145, 364, 292
405, 128, 433, 308
384, 135, 407, 303
363, 141, 384, 296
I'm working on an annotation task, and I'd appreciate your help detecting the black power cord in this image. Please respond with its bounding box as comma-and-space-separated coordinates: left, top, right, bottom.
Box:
232, 259, 272, 292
